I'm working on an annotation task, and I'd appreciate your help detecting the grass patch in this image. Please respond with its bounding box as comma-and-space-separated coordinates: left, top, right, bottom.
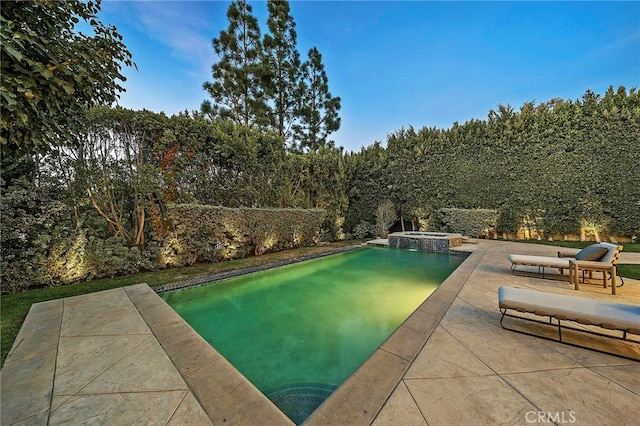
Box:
616, 265, 640, 280
515, 239, 640, 252
1, 241, 362, 367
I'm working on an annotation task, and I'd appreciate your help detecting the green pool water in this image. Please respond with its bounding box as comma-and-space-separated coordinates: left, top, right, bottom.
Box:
161, 247, 464, 424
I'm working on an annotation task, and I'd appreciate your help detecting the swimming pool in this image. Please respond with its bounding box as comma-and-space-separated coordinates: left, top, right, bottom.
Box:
161, 247, 465, 424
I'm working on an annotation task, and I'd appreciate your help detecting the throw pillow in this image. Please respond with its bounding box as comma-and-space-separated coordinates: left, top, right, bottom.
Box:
574, 244, 608, 261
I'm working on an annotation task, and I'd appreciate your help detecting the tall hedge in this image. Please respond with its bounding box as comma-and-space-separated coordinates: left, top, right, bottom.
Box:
0, 201, 325, 293
160, 205, 325, 266
428, 208, 498, 238
3, 87, 638, 292
347, 86, 640, 240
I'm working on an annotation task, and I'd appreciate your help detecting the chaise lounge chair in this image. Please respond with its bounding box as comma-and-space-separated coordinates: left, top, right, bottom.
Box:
498, 286, 640, 360
508, 242, 624, 289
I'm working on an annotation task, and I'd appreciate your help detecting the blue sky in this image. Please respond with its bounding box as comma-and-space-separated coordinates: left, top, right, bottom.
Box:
99, 1, 640, 152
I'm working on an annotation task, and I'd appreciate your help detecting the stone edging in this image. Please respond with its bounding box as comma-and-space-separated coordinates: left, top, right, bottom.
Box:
154, 244, 364, 294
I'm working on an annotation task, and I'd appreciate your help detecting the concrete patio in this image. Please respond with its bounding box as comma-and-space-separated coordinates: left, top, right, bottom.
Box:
2, 240, 639, 425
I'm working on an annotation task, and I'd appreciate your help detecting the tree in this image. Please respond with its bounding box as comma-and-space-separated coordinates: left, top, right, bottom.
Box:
70, 107, 165, 249
386, 126, 424, 231
0, 0, 133, 156
294, 47, 341, 152
376, 200, 396, 237
263, 0, 302, 148
343, 142, 389, 232
202, 0, 268, 128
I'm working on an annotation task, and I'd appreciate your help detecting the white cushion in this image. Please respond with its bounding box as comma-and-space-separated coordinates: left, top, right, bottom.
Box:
508, 254, 572, 269
498, 286, 640, 334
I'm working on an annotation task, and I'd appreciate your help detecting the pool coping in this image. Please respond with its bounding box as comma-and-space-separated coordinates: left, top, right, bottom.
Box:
151, 245, 480, 425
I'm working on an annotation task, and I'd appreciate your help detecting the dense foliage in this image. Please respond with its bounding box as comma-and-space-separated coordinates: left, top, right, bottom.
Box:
202, 0, 266, 128
2, 87, 638, 292
163, 204, 324, 265
429, 208, 498, 238
3, 85, 638, 293
0, 106, 338, 292
344, 87, 639, 241
0, 0, 133, 156
263, 0, 302, 143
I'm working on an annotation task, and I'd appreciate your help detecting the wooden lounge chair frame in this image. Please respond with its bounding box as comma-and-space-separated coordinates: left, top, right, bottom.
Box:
508, 242, 624, 288
498, 286, 640, 361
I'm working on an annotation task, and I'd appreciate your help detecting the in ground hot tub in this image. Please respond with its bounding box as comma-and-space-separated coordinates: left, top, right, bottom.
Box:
388, 231, 463, 252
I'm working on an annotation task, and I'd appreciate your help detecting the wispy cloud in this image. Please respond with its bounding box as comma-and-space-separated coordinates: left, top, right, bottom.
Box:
102, 1, 230, 114
117, 1, 225, 75
595, 29, 640, 57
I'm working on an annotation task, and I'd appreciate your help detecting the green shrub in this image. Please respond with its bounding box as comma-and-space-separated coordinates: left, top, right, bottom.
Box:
351, 221, 375, 239
1, 200, 325, 293
430, 208, 497, 237
161, 205, 325, 266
